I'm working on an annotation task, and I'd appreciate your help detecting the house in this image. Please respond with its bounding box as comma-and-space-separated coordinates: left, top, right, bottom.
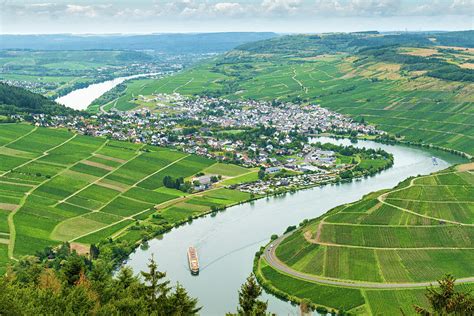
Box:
265, 167, 281, 174
300, 165, 321, 173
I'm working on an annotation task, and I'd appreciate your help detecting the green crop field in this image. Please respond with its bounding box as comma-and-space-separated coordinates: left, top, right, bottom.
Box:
258, 164, 474, 313
203, 162, 249, 177
0, 123, 255, 273
112, 33, 474, 156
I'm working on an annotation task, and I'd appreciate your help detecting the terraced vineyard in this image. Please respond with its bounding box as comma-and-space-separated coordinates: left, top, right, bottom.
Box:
257, 164, 474, 314
0, 123, 253, 274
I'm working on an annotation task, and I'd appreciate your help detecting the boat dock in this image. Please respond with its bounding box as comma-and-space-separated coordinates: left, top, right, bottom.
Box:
187, 246, 199, 275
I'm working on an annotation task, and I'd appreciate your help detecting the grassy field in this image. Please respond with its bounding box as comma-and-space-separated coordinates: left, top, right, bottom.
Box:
115, 37, 474, 156
0, 123, 255, 272
258, 164, 474, 313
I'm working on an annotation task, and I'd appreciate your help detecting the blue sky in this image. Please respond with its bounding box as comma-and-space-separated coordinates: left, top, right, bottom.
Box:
1, 0, 473, 34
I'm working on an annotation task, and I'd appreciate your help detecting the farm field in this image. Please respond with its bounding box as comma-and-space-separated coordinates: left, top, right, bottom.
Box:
121, 35, 474, 156
0, 123, 254, 273
257, 164, 474, 313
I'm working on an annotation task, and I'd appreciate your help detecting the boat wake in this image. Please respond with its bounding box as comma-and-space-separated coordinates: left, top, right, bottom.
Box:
200, 238, 269, 271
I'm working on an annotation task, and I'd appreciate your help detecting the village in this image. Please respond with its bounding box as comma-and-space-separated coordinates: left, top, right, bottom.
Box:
24, 94, 391, 194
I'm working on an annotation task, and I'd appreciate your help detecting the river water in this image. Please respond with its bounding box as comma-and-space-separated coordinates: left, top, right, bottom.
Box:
55, 73, 159, 110
126, 137, 465, 315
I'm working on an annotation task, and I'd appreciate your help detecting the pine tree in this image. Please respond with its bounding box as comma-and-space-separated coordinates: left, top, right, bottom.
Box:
117, 267, 137, 289
414, 274, 474, 315
140, 256, 171, 312
167, 282, 201, 315
62, 253, 86, 285
237, 274, 268, 316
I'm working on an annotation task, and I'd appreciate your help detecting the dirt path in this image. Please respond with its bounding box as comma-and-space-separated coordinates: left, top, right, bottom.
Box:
173, 78, 194, 93
67, 154, 190, 242
4, 133, 85, 259
376, 172, 474, 227
1, 126, 38, 148
1, 133, 78, 177
291, 69, 308, 93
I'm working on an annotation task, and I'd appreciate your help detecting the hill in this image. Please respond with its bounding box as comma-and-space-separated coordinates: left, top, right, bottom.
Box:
256, 163, 474, 314
0, 83, 77, 116
0, 33, 277, 53
123, 31, 474, 156
0, 124, 255, 274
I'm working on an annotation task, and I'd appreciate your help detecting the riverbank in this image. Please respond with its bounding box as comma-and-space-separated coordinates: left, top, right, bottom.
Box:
55, 73, 161, 110
254, 162, 474, 314
125, 138, 464, 315
316, 133, 472, 161
107, 149, 392, 272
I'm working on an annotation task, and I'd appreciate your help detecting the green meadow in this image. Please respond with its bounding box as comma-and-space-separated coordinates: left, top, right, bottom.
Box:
0, 124, 254, 272
258, 165, 474, 313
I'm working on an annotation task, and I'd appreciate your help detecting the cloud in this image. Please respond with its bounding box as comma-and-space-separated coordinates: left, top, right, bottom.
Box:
313, 0, 401, 17
65, 5, 98, 18
1, 0, 472, 28
312, 0, 474, 17
261, 0, 302, 15
449, 0, 474, 14
214, 2, 244, 16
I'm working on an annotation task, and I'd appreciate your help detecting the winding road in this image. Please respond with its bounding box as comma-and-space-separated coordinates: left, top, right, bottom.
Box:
263, 233, 474, 289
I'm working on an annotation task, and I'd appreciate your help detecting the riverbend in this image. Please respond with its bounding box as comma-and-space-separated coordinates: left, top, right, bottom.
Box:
55, 73, 159, 110
126, 137, 465, 315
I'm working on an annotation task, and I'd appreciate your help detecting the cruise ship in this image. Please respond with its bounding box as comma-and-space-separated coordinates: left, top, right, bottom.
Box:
187, 246, 199, 275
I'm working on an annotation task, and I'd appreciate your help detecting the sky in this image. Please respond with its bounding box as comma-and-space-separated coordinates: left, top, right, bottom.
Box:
1, 0, 473, 34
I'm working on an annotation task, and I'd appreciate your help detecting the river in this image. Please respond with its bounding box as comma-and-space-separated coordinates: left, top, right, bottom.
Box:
125, 137, 466, 315
55, 73, 159, 110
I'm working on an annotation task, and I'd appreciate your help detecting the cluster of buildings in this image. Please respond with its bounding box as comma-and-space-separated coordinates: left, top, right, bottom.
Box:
29, 94, 382, 171
23, 93, 392, 194
234, 172, 336, 195
137, 95, 380, 136
0, 79, 58, 95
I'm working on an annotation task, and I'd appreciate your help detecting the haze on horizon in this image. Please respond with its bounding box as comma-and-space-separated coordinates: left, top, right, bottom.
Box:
1, 0, 473, 35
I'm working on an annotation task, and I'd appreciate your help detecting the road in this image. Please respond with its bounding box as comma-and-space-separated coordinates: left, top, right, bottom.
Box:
263, 233, 474, 289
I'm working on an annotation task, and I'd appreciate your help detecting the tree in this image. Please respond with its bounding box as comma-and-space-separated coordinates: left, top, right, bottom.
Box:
300, 298, 314, 315
236, 274, 268, 316
61, 253, 86, 285
258, 167, 266, 180
0, 245, 202, 315
90, 244, 100, 259
414, 274, 474, 315
140, 256, 171, 312
167, 283, 201, 315
116, 267, 137, 289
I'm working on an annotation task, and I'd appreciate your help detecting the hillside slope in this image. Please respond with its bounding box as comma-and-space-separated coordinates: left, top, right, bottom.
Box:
0, 124, 254, 274
0, 83, 77, 116
131, 31, 474, 156
256, 164, 474, 314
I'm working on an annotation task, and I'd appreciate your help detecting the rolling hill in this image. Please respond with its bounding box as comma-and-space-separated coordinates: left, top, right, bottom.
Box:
117, 31, 474, 156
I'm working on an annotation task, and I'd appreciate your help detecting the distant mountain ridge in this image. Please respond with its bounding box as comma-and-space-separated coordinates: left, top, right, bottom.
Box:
0, 32, 278, 53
